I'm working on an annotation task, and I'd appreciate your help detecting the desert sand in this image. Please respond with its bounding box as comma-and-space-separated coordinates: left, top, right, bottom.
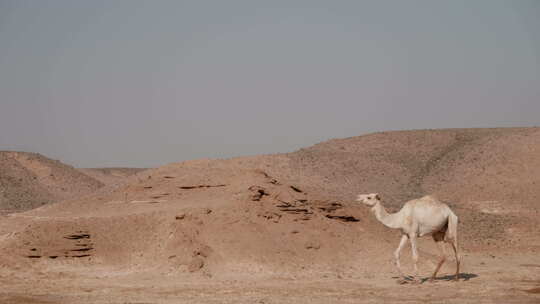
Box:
0, 128, 539, 303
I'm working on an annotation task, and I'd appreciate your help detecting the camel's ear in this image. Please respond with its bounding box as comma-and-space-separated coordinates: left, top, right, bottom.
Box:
375, 194, 381, 200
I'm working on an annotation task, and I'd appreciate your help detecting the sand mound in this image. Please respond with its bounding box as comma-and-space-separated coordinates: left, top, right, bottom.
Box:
1, 162, 371, 279
0, 152, 105, 213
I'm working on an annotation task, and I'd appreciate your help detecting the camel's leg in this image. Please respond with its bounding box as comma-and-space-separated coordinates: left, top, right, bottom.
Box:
394, 234, 408, 284
450, 240, 460, 281
430, 234, 446, 282
409, 234, 420, 283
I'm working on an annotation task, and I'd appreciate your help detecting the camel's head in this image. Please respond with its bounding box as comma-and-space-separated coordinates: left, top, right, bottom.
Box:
356, 193, 381, 207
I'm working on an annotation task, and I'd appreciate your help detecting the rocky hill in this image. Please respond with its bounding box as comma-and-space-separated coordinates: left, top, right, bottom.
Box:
0, 152, 104, 213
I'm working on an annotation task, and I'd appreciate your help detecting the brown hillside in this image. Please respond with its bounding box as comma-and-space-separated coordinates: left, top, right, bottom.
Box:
78, 167, 147, 185
0, 152, 104, 213
288, 127, 539, 204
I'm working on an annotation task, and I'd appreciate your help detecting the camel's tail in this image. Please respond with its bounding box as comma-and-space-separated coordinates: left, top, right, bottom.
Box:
445, 211, 458, 244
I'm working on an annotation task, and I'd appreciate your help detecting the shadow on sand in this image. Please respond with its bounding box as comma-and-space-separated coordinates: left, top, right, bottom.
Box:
428, 273, 478, 282
393, 273, 478, 284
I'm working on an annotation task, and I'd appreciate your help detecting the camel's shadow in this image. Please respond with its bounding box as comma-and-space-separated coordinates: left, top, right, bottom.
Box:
392, 273, 478, 284
431, 273, 478, 282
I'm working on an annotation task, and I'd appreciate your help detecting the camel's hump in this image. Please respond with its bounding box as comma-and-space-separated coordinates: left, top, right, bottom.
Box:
412, 195, 443, 205
420, 195, 438, 201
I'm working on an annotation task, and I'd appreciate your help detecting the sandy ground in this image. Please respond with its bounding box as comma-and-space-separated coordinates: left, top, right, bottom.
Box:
1, 252, 539, 303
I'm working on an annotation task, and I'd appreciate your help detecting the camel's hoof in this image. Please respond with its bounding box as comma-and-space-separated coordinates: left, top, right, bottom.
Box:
428, 278, 436, 283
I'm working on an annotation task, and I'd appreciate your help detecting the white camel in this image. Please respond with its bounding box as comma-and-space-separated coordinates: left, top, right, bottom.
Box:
356, 193, 460, 284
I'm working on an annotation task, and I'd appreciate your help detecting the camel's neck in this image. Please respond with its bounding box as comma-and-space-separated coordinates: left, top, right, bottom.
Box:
371, 202, 401, 229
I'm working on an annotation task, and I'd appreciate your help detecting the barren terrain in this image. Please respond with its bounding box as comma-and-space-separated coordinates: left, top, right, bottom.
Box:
0, 128, 539, 303
0, 152, 103, 214
78, 167, 147, 186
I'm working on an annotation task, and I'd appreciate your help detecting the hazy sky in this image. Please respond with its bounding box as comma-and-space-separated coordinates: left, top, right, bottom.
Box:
1, 1, 539, 167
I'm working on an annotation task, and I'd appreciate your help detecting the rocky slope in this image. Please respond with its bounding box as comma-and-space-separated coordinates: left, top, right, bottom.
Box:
0, 152, 104, 213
